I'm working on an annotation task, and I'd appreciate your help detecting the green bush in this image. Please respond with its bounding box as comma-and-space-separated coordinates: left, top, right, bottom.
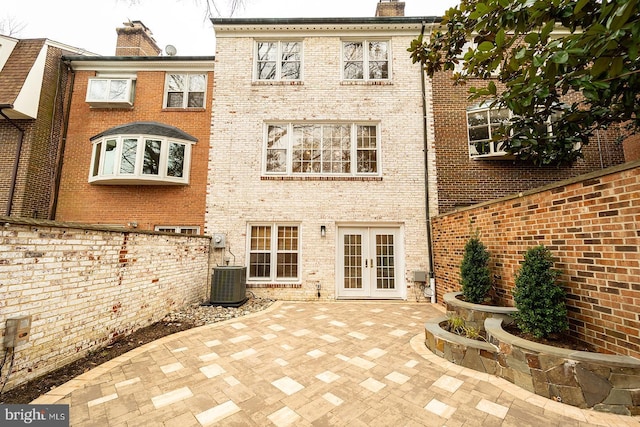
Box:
513, 245, 568, 339
459, 234, 491, 304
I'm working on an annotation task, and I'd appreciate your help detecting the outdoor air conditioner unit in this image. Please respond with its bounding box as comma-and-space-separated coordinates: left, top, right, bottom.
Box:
209, 266, 247, 307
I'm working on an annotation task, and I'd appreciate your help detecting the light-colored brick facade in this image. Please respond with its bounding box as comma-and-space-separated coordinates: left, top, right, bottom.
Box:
207, 18, 435, 301
0, 217, 210, 390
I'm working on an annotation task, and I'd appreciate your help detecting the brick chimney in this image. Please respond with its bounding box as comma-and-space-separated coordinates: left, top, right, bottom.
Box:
115, 20, 162, 56
375, 0, 405, 17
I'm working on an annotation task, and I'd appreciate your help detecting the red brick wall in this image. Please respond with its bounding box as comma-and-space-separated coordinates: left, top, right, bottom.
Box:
431, 71, 627, 213
431, 161, 640, 358
624, 134, 640, 162
55, 69, 212, 232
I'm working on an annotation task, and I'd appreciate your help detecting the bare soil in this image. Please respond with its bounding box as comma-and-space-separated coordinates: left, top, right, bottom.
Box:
0, 320, 196, 404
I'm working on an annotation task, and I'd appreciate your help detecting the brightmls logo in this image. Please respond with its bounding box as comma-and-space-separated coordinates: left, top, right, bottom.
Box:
1, 405, 69, 426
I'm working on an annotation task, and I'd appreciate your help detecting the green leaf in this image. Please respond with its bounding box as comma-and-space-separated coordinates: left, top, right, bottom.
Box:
574, 0, 590, 14
540, 20, 555, 41
552, 50, 569, 64
591, 57, 610, 77
488, 81, 497, 95
478, 41, 494, 52
524, 32, 539, 45
608, 56, 624, 78
496, 29, 506, 48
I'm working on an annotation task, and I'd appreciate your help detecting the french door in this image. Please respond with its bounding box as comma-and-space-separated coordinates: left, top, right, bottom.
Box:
337, 227, 403, 299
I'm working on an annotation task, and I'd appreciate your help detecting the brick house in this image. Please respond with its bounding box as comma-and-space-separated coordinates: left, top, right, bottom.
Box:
55, 22, 214, 234
0, 35, 91, 220
429, 56, 627, 214
206, 2, 436, 300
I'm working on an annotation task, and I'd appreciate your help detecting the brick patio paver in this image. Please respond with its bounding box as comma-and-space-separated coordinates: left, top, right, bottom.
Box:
32, 301, 640, 426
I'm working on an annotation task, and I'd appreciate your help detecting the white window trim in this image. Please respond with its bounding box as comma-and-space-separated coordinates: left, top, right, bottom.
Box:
467, 104, 561, 159
467, 105, 511, 158
246, 223, 301, 283
86, 78, 135, 108
162, 73, 207, 109
341, 39, 391, 82
253, 40, 303, 82
262, 122, 382, 177
89, 134, 193, 185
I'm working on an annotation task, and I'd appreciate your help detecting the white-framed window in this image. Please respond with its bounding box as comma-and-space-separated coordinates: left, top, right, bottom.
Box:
264, 123, 380, 176
342, 40, 390, 81
248, 224, 300, 282
254, 41, 302, 81
163, 73, 207, 108
86, 78, 135, 107
467, 105, 511, 157
155, 226, 200, 235
90, 134, 193, 185
467, 104, 562, 158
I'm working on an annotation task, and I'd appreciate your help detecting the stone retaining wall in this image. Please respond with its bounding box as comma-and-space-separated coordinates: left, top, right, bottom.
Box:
424, 317, 640, 415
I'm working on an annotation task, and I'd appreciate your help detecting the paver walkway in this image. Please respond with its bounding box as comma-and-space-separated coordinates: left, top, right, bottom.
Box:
33, 301, 640, 426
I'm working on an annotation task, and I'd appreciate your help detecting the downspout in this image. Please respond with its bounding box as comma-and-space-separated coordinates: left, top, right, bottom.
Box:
420, 21, 436, 303
49, 59, 75, 220
0, 104, 25, 217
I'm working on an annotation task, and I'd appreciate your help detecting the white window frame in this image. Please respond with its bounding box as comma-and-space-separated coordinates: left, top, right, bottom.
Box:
163, 73, 207, 108
86, 78, 135, 107
467, 104, 560, 159
247, 223, 301, 283
155, 226, 200, 235
467, 105, 511, 158
254, 40, 303, 81
263, 122, 381, 177
89, 134, 193, 185
341, 39, 391, 81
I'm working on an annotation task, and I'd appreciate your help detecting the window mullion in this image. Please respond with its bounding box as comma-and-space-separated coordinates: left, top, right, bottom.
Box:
271, 225, 278, 281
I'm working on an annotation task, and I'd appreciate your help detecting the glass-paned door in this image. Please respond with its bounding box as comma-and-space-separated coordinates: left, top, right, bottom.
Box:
337, 227, 402, 298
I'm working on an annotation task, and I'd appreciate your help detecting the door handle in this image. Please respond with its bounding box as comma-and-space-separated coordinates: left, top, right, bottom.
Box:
364, 259, 368, 268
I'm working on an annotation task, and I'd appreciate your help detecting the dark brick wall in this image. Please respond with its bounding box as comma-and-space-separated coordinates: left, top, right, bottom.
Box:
431, 71, 627, 214
431, 161, 640, 358
0, 46, 70, 219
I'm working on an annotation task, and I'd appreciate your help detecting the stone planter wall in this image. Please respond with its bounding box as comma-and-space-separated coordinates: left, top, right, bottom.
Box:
424, 315, 640, 416
444, 292, 518, 332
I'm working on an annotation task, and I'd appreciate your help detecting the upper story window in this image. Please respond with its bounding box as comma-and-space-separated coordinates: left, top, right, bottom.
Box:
255, 41, 302, 81
86, 78, 135, 108
164, 73, 206, 108
342, 40, 390, 81
89, 122, 197, 185
467, 104, 561, 159
467, 105, 510, 157
264, 123, 380, 176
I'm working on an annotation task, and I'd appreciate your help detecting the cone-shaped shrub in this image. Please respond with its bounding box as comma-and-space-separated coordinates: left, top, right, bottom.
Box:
460, 234, 491, 304
513, 245, 568, 339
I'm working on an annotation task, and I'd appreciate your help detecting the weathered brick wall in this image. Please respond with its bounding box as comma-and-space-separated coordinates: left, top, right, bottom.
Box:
431, 71, 627, 214
431, 161, 640, 358
0, 217, 210, 390
55, 69, 212, 232
207, 29, 434, 300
